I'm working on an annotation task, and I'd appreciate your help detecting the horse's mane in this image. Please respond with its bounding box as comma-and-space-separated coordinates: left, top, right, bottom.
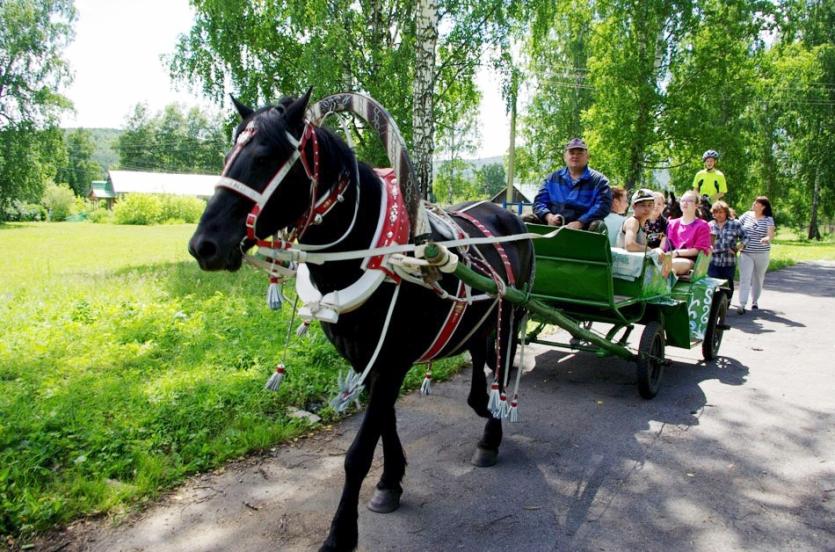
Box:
244, 95, 359, 185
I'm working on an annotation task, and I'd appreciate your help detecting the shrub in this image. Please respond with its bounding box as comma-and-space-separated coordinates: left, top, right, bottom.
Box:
42, 183, 76, 221
159, 195, 206, 224
114, 194, 163, 225
88, 207, 114, 223
3, 200, 47, 222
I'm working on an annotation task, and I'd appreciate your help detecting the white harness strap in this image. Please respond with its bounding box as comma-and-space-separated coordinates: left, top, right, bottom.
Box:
215, 176, 263, 204
214, 132, 302, 212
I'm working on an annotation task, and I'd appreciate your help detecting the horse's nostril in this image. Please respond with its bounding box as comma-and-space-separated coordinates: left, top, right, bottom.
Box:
193, 238, 218, 261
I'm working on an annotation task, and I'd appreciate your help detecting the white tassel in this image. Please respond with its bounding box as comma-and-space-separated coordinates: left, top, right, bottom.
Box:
331, 371, 364, 412
296, 321, 310, 337
487, 382, 501, 417
509, 396, 519, 423
264, 363, 286, 391
420, 372, 432, 396
497, 392, 510, 419
267, 277, 283, 310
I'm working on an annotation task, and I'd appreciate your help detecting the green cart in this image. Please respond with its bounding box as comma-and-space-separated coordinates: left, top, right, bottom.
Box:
434, 225, 731, 399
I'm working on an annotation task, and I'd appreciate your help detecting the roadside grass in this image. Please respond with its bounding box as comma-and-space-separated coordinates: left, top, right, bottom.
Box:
769, 229, 835, 271
0, 222, 461, 541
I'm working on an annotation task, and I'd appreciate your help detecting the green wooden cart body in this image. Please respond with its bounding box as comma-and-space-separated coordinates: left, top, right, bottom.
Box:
425, 223, 730, 398
524, 224, 727, 351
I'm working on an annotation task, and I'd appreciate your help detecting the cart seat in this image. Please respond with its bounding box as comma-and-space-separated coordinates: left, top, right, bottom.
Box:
676, 251, 712, 283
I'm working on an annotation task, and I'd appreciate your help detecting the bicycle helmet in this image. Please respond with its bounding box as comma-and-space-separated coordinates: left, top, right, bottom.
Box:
702, 149, 719, 161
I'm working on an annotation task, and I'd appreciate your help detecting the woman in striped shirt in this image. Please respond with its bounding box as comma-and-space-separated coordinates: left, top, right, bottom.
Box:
737, 196, 776, 314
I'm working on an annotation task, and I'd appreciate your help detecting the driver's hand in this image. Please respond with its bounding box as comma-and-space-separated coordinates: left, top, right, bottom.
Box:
566, 221, 583, 230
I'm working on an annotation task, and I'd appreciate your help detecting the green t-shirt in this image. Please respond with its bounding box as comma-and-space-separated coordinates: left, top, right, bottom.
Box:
692, 168, 727, 196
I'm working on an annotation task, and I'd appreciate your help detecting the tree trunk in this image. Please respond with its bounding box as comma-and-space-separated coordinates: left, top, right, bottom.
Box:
808, 172, 821, 240
505, 73, 518, 209
413, 0, 439, 200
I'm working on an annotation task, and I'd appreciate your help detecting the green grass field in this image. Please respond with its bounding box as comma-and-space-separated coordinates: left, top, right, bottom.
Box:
0, 222, 459, 541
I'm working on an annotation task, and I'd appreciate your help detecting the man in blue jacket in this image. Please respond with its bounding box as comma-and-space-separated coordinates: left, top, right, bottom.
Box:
532, 138, 612, 230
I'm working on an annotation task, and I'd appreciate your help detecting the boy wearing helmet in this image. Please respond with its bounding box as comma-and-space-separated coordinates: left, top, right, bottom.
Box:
693, 150, 727, 203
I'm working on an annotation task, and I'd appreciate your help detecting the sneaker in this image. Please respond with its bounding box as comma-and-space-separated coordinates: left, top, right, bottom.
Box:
736, 306, 746, 315
751, 304, 758, 310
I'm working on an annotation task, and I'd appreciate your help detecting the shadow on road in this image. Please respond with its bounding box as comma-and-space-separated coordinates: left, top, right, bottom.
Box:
763, 262, 835, 299
734, 307, 807, 335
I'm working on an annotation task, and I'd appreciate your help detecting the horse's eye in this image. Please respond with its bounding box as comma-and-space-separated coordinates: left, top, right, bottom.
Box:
250, 147, 273, 166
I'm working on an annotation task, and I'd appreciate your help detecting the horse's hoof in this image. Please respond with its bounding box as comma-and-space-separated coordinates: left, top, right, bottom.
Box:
471, 446, 498, 467
367, 487, 402, 513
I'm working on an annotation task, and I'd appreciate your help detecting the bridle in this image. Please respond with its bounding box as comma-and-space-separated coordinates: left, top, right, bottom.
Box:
214, 117, 350, 248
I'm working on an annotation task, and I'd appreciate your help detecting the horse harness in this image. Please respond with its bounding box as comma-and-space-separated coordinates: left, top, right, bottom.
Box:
213, 115, 533, 416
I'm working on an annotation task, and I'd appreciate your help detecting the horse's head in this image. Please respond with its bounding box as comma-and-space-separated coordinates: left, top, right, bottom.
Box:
698, 194, 713, 221
664, 190, 682, 220
189, 90, 315, 271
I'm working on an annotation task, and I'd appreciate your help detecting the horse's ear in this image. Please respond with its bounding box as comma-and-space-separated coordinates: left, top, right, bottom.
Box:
670, 190, 677, 201
284, 87, 313, 131
230, 95, 254, 120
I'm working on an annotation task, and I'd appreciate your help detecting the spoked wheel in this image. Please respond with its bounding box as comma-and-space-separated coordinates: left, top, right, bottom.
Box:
702, 292, 729, 361
636, 321, 665, 399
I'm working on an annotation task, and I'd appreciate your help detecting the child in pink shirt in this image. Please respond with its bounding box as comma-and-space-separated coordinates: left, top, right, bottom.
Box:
666, 190, 712, 275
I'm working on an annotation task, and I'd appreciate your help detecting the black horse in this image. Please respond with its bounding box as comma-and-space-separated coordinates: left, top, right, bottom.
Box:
188, 91, 534, 552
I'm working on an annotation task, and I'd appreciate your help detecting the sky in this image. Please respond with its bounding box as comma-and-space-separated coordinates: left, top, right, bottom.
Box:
60, 0, 510, 159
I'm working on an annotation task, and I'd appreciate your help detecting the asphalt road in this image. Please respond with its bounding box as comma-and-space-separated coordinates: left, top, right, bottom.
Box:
45, 261, 835, 552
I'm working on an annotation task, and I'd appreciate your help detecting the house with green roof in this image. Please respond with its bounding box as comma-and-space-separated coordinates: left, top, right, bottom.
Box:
87, 171, 218, 209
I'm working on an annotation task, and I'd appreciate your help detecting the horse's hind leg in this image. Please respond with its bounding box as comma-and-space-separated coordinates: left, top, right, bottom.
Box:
468, 336, 503, 467
367, 404, 405, 513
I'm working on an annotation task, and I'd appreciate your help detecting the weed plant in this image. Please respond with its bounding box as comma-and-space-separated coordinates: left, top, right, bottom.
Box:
0, 222, 460, 539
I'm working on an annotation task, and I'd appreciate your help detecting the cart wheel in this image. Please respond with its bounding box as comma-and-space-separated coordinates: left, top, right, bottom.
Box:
702, 292, 729, 361
637, 321, 665, 399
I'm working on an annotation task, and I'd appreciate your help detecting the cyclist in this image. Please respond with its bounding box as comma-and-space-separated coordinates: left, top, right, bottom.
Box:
692, 149, 727, 204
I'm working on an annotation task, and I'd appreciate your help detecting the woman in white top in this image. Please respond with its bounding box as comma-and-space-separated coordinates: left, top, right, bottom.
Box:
736, 196, 776, 314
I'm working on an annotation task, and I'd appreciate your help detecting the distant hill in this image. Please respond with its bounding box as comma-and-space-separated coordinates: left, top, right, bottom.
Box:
435, 154, 504, 178
63, 128, 122, 174
466, 155, 504, 169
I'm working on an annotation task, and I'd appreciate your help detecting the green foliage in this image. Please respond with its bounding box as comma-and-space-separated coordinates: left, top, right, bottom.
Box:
56, 128, 102, 195
663, 0, 763, 202
87, 207, 113, 224
518, 0, 594, 182
0, 223, 464, 537
112, 195, 207, 225
0, 0, 76, 126
113, 194, 163, 225
516, 0, 830, 238
41, 183, 75, 221
760, 41, 835, 235
168, 0, 516, 165
2, 200, 47, 222
433, 159, 480, 204
116, 104, 226, 174
477, 162, 507, 197
159, 195, 207, 224
0, 0, 76, 220
0, 124, 67, 221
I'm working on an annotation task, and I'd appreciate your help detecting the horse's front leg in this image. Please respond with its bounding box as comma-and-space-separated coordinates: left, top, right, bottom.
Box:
320, 370, 405, 552
367, 405, 406, 513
